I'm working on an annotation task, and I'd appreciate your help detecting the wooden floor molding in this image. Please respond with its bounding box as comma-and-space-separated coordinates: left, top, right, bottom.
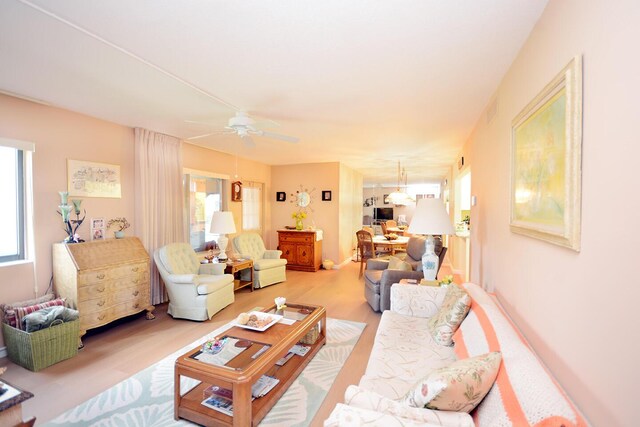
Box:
1, 260, 456, 425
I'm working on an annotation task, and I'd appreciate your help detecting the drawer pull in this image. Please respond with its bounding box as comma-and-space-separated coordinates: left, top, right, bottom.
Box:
133, 303, 140, 309
132, 278, 140, 284
132, 290, 140, 296
97, 273, 106, 279
98, 314, 106, 321
131, 266, 140, 272
97, 300, 105, 307
97, 287, 106, 293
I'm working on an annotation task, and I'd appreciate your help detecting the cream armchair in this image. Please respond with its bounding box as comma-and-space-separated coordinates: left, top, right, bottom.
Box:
232, 233, 287, 289
154, 243, 235, 321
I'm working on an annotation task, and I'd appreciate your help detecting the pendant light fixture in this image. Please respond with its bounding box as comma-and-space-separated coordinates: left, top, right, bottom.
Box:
387, 161, 413, 206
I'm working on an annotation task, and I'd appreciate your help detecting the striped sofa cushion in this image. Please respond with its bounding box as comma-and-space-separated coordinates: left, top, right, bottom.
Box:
454, 283, 586, 427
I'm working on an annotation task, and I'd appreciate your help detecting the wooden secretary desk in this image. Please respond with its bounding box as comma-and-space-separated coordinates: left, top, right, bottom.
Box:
52, 237, 155, 345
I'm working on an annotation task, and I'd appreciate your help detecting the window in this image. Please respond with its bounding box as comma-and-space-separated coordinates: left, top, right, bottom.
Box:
184, 173, 224, 251
242, 183, 263, 232
0, 138, 34, 264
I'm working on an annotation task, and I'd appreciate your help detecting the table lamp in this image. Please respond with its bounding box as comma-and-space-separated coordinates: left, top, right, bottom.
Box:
407, 198, 455, 280
210, 211, 236, 261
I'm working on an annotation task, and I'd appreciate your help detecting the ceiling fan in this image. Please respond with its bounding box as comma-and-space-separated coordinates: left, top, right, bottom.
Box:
186, 112, 299, 147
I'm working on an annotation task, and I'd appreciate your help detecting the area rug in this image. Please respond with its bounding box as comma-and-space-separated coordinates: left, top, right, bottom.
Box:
44, 317, 366, 427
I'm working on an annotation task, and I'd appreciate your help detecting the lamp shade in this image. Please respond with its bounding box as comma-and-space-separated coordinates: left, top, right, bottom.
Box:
210, 211, 236, 234
408, 198, 455, 236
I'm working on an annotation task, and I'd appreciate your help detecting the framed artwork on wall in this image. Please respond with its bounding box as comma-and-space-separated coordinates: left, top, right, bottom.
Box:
510, 55, 582, 251
231, 181, 242, 202
383, 194, 390, 205
276, 191, 286, 202
67, 159, 121, 198
322, 190, 331, 201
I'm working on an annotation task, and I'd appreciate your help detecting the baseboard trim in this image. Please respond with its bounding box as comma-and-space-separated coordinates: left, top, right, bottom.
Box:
0, 346, 7, 359
334, 258, 353, 269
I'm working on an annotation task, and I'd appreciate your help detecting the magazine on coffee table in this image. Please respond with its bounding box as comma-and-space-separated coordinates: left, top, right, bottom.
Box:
201, 375, 280, 415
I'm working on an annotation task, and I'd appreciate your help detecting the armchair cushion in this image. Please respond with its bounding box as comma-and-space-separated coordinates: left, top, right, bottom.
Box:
168, 274, 197, 284
366, 258, 390, 271
388, 256, 412, 271
263, 250, 282, 259
233, 232, 266, 260
196, 275, 236, 295
198, 263, 226, 275
159, 243, 199, 275
253, 258, 287, 271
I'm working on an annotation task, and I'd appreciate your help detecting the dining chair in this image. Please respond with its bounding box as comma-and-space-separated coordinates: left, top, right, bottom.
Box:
385, 220, 398, 228
380, 222, 388, 235
356, 229, 377, 278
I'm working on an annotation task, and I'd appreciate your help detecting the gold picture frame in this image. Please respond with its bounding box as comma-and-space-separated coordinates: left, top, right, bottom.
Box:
510, 56, 582, 251
67, 159, 121, 198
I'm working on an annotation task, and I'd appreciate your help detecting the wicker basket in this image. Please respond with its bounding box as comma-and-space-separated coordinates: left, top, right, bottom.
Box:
299, 322, 320, 345
3, 319, 79, 372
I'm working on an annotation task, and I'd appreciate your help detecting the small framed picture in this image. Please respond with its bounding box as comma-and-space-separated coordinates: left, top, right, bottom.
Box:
276, 191, 286, 202
91, 217, 105, 241
91, 218, 105, 229
322, 190, 332, 201
384, 194, 390, 205
92, 228, 104, 241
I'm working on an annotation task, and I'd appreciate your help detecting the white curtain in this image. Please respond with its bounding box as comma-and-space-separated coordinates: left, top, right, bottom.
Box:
134, 128, 185, 305
242, 184, 262, 232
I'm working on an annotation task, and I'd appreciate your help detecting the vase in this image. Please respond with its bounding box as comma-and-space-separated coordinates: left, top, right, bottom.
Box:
114, 231, 125, 239
295, 219, 303, 230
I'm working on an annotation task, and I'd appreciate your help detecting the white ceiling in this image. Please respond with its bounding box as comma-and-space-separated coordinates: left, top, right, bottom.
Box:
0, 0, 547, 186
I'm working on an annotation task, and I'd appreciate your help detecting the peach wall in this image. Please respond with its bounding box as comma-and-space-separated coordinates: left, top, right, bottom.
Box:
0, 93, 135, 345
182, 143, 273, 247
271, 163, 342, 263
465, 1, 639, 424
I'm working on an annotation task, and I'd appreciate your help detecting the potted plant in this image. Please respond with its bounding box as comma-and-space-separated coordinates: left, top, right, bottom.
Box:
107, 217, 130, 239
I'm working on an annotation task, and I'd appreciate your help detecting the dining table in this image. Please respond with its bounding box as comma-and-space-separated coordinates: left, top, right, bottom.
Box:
372, 235, 410, 255
385, 226, 408, 236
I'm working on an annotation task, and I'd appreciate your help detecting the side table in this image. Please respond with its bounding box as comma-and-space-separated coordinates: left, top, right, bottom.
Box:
225, 259, 254, 292
398, 278, 440, 286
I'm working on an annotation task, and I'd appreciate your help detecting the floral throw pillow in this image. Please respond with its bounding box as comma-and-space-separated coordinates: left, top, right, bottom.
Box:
404, 351, 502, 412
427, 284, 471, 346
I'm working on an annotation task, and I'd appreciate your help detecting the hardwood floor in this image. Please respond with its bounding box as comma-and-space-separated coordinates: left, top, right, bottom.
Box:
1, 260, 458, 426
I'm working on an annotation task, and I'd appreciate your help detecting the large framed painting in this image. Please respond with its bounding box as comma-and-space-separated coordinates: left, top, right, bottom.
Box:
510, 56, 582, 251
67, 159, 122, 198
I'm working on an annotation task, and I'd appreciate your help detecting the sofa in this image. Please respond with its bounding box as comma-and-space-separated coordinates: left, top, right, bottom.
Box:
325, 283, 586, 426
364, 235, 444, 312
232, 232, 287, 289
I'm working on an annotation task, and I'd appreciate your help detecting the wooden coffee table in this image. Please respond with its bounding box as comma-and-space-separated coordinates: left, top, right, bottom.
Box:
174, 303, 326, 426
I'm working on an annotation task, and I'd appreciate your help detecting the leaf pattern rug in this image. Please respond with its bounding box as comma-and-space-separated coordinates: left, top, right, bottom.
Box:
44, 318, 366, 427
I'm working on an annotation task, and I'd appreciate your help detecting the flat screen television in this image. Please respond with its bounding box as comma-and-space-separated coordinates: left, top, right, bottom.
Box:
374, 207, 394, 221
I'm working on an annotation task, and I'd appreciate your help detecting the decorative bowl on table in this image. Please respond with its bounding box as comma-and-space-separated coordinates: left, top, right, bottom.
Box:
384, 233, 398, 241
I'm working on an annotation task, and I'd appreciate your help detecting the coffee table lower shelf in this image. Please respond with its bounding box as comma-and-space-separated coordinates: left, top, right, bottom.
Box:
174, 304, 327, 427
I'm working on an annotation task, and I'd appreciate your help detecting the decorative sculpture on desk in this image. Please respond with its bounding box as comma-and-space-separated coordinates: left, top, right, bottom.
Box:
57, 191, 85, 243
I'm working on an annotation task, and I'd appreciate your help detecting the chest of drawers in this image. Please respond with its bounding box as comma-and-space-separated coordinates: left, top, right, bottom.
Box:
53, 237, 154, 344
277, 230, 322, 272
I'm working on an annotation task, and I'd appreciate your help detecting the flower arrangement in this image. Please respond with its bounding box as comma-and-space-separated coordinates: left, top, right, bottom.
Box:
292, 210, 307, 230
57, 191, 85, 243
107, 217, 130, 232
439, 275, 454, 286
291, 211, 307, 221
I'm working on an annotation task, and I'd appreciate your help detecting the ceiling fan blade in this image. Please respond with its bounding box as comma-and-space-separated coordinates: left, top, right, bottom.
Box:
186, 132, 215, 140
256, 130, 299, 143
240, 134, 256, 148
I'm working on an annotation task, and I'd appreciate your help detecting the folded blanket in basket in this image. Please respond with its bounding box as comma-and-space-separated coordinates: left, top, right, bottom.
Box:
23, 306, 79, 333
